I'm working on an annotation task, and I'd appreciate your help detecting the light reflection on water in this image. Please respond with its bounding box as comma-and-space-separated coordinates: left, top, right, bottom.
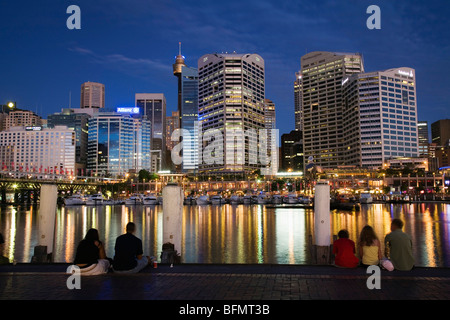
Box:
0, 203, 449, 267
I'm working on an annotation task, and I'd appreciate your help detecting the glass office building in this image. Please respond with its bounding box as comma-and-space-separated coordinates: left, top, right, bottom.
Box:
180, 65, 199, 172
87, 111, 151, 177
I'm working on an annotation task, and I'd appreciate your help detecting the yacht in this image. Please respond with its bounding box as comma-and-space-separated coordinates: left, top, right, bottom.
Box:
298, 195, 312, 205
359, 192, 373, 204
229, 194, 242, 205
271, 194, 283, 204
286, 193, 298, 204
243, 194, 252, 204
125, 194, 142, 205
85, 193, 104, 206
196, 195, 210, 205
257, 193, 270, 204
211, 195, 224, 205
184, 195, 197, 205
64, 194, 85, 206
142, 194, 158, 205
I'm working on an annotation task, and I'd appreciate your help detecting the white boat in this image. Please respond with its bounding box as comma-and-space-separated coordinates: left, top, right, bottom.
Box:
243, 195, 252, 204
85, 193, 104, 206
360, 192, 373, 204
64, 194, 85, 206
184, 196, 197, 205
271, 194, 283, 204
125, 194, 142, 205
211, 195, 224, 205
229, 194, 242, 205
298, 196, 312, 205
142, 194, 158, 205
257, 193, 269, 204
196, 195, 210, 205
286, 193, 298, 204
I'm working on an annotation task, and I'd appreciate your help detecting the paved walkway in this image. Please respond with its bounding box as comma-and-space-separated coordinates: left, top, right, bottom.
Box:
1, 263, 450, 301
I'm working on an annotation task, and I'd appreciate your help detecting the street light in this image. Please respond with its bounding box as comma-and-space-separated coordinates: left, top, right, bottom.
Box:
7, 102, 15, 109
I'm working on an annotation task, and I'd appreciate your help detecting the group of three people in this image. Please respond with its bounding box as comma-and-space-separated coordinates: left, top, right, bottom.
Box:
333, 218, 414, 271
73, 222, 151, 275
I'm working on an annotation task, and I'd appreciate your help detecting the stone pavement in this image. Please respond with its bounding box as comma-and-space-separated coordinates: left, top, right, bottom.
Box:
1, 263, 450, 301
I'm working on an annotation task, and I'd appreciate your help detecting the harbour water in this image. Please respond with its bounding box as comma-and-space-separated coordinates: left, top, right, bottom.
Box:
0, 203, 449, 267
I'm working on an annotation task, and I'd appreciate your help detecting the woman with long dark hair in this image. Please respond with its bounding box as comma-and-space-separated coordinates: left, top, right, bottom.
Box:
73, 228, 110, 275
358, 225, 382, 267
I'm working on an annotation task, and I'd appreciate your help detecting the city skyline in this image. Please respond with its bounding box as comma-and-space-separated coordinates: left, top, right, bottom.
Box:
1, 0, 449, 133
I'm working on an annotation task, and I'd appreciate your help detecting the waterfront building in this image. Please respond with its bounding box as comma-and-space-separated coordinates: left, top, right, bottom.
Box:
1, 108, 42, 132
198, 52, 266, 174
0, 125, 75, 177
135, 93, 166, 171
166, 110, 180, 152
418, 121, 430, 156
80, 82, 105, 109
342, 67, 419, 170
431, 119, 450, 147
281, 130, 303, 172
300, 51, 364, 169
294, 71, 303, 131
87, 111, 151, 178
47, 108, 90, 175
264, 99, 278, 175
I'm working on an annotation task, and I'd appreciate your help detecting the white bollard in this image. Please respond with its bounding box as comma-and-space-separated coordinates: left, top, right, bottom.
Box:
162, 183, 183, 260
36, 184, 58, 261
314, 181, 331, 247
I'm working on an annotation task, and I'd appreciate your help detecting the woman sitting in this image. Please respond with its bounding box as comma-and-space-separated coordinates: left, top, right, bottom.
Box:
73, 228, 111, 275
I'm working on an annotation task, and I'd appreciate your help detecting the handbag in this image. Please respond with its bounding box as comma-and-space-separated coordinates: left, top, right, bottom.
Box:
380, 258, 394, 271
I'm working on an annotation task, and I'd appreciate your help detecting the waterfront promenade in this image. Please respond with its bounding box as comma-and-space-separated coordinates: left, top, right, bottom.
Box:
1, 263, 449, 301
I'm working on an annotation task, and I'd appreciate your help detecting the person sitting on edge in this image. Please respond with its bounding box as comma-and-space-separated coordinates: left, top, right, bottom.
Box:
332, 229, 359, 268
358, 225, 382, 267
112, 222, 151, 273
73, 228, 111, 275
0, 232, 10, 264
384, 218, 414, 271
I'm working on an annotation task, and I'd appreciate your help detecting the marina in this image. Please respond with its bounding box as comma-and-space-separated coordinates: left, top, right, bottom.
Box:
1, 201, 449, 267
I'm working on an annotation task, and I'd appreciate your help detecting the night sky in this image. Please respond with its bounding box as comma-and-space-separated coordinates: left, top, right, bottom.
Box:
1, 0, 449, 136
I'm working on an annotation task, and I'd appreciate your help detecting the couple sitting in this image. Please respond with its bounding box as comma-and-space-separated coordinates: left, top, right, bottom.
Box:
72, 222, 151, 275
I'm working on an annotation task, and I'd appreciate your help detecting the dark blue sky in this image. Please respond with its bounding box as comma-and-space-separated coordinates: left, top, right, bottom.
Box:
1, 0, 449, 135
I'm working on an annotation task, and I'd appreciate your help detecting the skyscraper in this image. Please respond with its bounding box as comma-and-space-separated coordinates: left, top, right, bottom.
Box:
135, 93, 166, 171
87, 111, 151, 177
264, 99, 278, 175
300, 51, 364, 169
294, 71, 303, 131
418, 121, 429, 156
431, 119, 450, 147
198, 53, 266, 174
47, 108, 90, 175
342, 67, 419, 169
173, 42, 187, 124
180, 65, 199, 172
80, 82, 105, 109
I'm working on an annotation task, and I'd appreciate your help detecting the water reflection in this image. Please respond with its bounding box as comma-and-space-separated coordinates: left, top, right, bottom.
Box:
0, 203, 449, 267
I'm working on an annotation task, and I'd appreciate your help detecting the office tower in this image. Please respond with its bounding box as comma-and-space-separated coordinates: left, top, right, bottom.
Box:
294, 71, 303, 131
180, 65, 199, 171
300, 51, 364, 169
342, 67, 419, 169
198, 53, 266, 174
0, 125, 76, 177
281, 130, 303, 172
166, 111, 180, 151
87, 111, 151, 177
418, 121, 429, 156
135, 93, 167, 171
431, 119, 450, 147
47, 108, 90, 175
2, 109, 42, 131
80, 82, 105, 109
264, 99, 278, 175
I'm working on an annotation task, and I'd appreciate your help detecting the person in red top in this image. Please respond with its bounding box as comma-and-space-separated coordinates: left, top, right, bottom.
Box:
332, 229, 359, 268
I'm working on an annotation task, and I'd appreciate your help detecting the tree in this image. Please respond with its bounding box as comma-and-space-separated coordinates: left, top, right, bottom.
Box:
138, 169, 151, 182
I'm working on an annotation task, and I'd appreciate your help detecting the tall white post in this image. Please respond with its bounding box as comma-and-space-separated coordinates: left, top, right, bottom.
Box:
34, 184, 58, 262
162, 183, 183, 263
314, 181, 331, 246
